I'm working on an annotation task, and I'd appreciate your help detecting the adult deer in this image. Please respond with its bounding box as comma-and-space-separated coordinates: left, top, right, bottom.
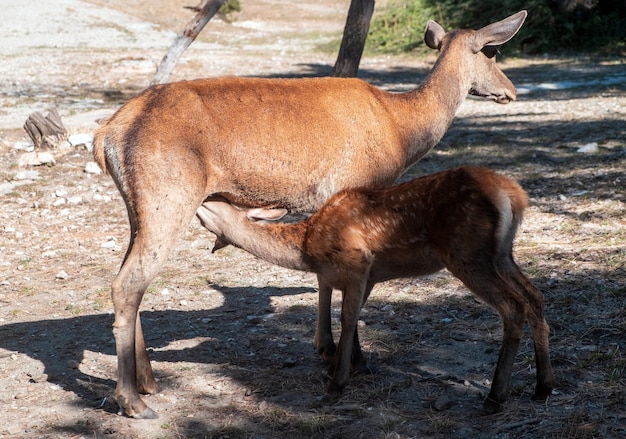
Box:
93, 12, 527, 418
197, 166, 556, 413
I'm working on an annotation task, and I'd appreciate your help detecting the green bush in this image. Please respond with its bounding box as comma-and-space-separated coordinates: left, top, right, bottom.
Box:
367, 0, 626, 55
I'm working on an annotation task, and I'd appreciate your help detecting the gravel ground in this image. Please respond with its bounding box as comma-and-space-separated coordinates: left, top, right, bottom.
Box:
1, 1, 624, 438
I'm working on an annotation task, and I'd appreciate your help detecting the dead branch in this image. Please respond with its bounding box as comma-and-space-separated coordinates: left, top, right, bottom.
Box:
151, 0, 226, 85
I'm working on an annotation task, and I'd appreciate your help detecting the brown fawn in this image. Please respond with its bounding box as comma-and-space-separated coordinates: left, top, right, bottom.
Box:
197, 166, 556, 413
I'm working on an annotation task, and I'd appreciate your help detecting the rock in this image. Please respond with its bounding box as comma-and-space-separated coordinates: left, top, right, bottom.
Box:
433, 394, 452, 411
84, 161, 102, 174
13, 170, 41, 180
577, 142, 599, 154
283, 357, 297, 367
27, 372, 49, 383
67, 195, 82, 205
18, 151, 56, 167
55, 270, 68, 280
68, 133, 93, 147
101, 238, 116, 248
13, 141, 34, 151
5, 423, 23, 435
0, 182, 16, 195
93, 193, 111, 202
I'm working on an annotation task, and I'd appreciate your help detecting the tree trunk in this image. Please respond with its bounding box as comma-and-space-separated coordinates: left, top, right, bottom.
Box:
332, 0, 375, 78
151, 0, 226, 85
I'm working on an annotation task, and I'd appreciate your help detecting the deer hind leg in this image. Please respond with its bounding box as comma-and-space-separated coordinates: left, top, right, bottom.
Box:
350, 281, 376, 374
326, 279, 367, 400
457, 256, 555, 413
112, 190, 205, 419
449, 262, 526, 413
507, 264, 555, 401
314, 277, 336, 362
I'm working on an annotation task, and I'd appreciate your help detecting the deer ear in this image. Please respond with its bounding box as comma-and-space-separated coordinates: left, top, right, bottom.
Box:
424, 20, 446, 50
474, 10, 527, 51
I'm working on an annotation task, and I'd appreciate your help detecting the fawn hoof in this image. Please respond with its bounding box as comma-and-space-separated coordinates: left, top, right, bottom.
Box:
531, 382, 554, 402
353, 362, 376, 375
322, 382, 343, 404
316, 343, 336, 364
481, 396, 505, 414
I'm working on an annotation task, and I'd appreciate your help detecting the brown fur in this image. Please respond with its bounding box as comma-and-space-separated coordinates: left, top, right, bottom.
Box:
198, 166, 555, 412
93, 12, 528, 418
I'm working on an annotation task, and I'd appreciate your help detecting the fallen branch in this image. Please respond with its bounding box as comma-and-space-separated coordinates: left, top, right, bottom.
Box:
500, 418, 541, 430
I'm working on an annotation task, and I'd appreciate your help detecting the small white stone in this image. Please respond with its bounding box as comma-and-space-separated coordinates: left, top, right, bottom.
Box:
13, 170, 41, 180
577, 142, 599, 154
55, 189, 68, 197
53, 198, 67, 207
55, 270, 68, 280
67, 195, 82, 205
84, 161, 102, 174
18, 151, 56, 167
160, 288, 170, 296
68, 133, 93, 147
13, 141, 34, 151
101, 238, 116, 248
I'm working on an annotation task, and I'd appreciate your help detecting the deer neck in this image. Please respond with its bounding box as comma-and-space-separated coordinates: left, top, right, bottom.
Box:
393, 50, 471, 166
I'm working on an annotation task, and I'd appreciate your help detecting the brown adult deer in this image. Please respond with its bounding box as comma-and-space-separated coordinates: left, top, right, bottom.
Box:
93, 12, 528, 418
197, 166, 556, 413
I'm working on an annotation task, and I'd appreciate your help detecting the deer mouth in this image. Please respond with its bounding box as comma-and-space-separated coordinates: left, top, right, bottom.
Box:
470, 88, 516, 104
496, 89, 517, 104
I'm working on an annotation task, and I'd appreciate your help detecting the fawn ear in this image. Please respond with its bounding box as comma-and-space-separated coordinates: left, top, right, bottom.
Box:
474, 10, 527, 51
246, 208, 288, 222
211, 236, 230, 253
424, 20, 446, 50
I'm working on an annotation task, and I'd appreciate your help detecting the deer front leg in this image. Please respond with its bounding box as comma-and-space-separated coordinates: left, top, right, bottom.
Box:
134, 313, 158, 395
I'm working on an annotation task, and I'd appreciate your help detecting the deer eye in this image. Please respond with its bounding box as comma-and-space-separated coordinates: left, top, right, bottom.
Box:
482, 46, 499, 58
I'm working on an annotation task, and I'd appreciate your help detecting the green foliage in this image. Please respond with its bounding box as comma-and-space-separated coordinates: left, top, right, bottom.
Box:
367, 0, 626, 55
219, 0, 241, 20
366, 1, 438, 54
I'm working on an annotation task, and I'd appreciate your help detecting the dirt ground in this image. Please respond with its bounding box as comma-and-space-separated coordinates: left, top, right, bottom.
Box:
0, 1, 624, 438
